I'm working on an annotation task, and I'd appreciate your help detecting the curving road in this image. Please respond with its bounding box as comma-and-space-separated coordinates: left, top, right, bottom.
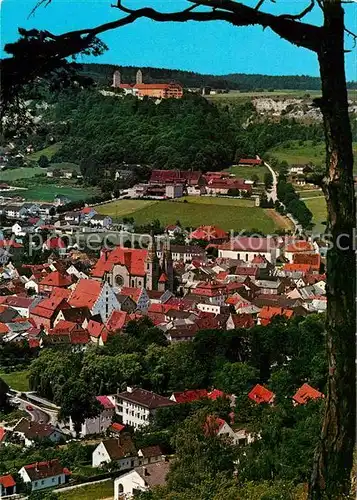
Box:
264, 161, 278, 203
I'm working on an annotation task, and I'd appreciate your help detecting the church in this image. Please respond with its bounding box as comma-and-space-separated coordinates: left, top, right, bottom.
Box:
112, 69, 183, 99
91, 239, 174, 292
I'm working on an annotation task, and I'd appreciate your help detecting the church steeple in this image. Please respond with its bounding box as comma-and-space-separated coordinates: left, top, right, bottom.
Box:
145, 232, 159, 290
136, 69, 143, 85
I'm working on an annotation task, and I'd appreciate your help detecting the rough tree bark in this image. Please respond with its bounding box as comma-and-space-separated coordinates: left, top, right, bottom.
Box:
310, 2, 356, 498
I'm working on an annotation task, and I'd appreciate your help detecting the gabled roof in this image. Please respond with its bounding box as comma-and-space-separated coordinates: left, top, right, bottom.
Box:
0, 474, 16, 488
40, 270, 72, 288
96, 395, 115, 409
190, 225, 228, 242
91, 247, 148, 278
172, 389, 208, 403
31, 297, 69, 318
13, 418, 59, 439
258, 306, 294, 326
102, 436, 136, 460
68, 279, 101, 309
118, 387, 176, 409
134, 461, 170, 488
219, 237, 278, 252
293, 383, 324, 405
87, 319, 108, 339
22, 459, 64, 480
44, 237, 66, 249
248, 384, 275, 404
106, 310, 127, 332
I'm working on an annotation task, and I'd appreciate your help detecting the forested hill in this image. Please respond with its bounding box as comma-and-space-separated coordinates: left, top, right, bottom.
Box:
81, 63, 357, 90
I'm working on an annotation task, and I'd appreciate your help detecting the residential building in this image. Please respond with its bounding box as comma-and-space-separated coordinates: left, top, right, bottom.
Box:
68, 279, 120, 323
92, 435, 137, 468
114, 461, 170, 500
89, 215, 113, 228
218, 237, 280, 264
13, 418, 65, 447
18, 460, 67, 492
0, 475, 16, 498
248, 384, 275, 405
110, 386, 176, 430
292, 383, 324, 406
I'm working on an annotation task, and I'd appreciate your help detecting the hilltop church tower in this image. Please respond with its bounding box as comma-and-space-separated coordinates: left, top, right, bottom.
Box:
136, 69, 143, 85
113, 70, 121, 88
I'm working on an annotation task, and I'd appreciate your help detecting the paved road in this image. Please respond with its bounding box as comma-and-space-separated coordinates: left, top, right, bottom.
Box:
264, 161, 277, 203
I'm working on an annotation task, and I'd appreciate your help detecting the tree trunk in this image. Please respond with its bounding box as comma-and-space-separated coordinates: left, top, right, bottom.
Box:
309, 2, 356, 498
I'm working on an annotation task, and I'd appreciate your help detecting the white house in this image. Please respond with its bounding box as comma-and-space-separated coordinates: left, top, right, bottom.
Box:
68, 396, 114, 437
218, 237, 280, 264
92, 435, 136, 468
4, 205, 27, 219
13, 418, 65, 447
109, 387, 175, 430
18, 460, 66, 492
11, 222, 26, 237
25, 278, 40, 293
114, 461, 170, 500
89, 215, 113, 228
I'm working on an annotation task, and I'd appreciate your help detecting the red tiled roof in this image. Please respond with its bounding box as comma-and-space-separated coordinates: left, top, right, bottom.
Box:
207, 389, 225, 400
150, 170, 201, 185
248, 384, 275, 404
106, 310, 127, 332
190, 225, 228, 242
45, 237, 66, 249
81, 206, 95, 214
258, 306, 294, 326
0, 239, 23, 249
96, 395, 115, 409
283, 263, 312, 273
40, 270, 72, 288
87, 319, 108, 339
69, 279, 101, 309
28, 338, 40, 348
193, 281, 227, 298
91, 247, 148, 278
0, 474, 16, 488
172, 389, 208, 403
293, 383, 324, 405
111, 422, 125, 432
285, 240, 314, 253
0, 428, 6, 442
293, 253, 321, 270
204, 416, 227, 436
120, 287, 143, 303
70, 329, 90, 344
31, 297, 69, 318
219, 237, 278, 252
0, 322, 10, 334
238, 158, 262, 165
159, 273, 168, 283
229, 314, 255, 328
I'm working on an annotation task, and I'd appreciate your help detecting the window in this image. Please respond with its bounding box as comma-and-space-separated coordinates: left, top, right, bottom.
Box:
41, 480, 45, 485
35, 482, 38, 487
246, 254, 248, 261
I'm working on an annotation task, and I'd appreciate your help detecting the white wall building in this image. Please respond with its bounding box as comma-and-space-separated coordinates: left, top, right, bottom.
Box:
18, 460, 66, 492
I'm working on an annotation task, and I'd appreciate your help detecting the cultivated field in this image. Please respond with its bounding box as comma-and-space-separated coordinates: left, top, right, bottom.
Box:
225, 164, 269, 182
305, 197, 327, 233
0, 167, 44, 181
97, 197, 285, 233
268, 140, 357, 168
10, 185, 96, 202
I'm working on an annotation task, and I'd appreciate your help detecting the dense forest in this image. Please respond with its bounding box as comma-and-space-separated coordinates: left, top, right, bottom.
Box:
38, 89, 326, 186
81, 63, 357, 91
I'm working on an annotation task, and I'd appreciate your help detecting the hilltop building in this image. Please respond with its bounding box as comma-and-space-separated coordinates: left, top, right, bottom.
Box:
112, 69, 183, 99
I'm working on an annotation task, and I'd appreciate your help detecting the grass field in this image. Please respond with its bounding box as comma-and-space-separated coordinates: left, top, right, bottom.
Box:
97, 199, 156, 217
97, 197, 280, 233
0, 167, 44, 181
57, 480, 114, 500
28, 144, 61, 161
49, 162, 80, 172
298, 190, 323, 199
225, 164, 269, 182
305, 197, 327, 233
268, 140, 357, 169
0, 370, 29, 392
11, 185, 96, 202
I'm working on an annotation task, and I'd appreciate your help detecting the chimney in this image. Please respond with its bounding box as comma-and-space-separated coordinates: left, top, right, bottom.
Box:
143, 467, 149, 476
35, 462, 39, 472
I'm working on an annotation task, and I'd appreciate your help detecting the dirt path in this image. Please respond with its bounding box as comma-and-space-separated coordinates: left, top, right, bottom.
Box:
265, 209, 294, 231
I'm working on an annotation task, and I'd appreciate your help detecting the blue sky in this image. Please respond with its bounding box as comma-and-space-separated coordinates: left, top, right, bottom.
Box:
2, 0, 357, 79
